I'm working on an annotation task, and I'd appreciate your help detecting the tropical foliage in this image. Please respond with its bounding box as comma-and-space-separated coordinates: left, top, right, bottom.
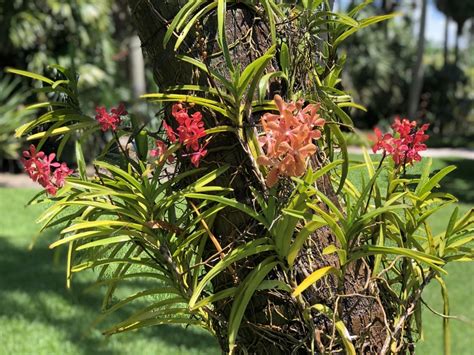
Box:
0, 75, 31, 162
1, 0, 118, 81
342, 0, 473, 132
341, 3, 416, 128
1, 0, 142, 111
8, 1, 474, 354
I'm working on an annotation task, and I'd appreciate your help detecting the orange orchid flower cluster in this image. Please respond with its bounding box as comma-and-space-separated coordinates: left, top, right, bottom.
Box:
257, 95, 325, 187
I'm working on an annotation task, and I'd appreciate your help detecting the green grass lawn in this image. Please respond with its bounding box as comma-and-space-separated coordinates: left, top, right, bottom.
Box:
0, 188, 220, 355
0, 156, 473, 354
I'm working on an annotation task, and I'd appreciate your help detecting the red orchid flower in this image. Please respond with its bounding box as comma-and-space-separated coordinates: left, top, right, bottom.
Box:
372, 118, 429, 166
95, 103, 128, 132
150, 140, 175, 163
164, 103, 208, 167
189, 143, 208, 168
21, 145, 73, 195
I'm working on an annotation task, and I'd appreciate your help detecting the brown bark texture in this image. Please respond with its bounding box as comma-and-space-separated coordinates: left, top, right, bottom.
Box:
127, 1, 390, 353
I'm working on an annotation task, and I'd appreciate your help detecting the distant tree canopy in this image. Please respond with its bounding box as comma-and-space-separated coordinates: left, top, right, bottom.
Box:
0, 0, 134, 105
343, 0, 473, 132
342, 2, 416, 128
435, 0, 474, 64
435, 0, 474, 35
0, 0, 138, 167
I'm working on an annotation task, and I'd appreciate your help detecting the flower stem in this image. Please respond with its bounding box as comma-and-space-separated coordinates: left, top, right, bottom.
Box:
363, 152, 386, 214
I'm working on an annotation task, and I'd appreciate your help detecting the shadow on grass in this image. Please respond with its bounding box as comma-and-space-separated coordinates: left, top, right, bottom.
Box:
0, 234, 218, 354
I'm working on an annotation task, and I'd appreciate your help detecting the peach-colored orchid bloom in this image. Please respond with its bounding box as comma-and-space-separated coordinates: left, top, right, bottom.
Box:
257, 95, 325, 187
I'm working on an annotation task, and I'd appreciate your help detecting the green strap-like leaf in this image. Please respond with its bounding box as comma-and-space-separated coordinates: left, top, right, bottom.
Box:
280, 42, 290, 73
189, 238, 274, 308
192, 287, 237, 310
333, 13, 399, 48
6, 67, 54, 85
328, 123, 349, 194
417, 165, 456, 197
75, 236, 133, 251
288, 219, 328, 267
228, 257, 279, 351
175, 2, 217, 51
184, 193, 269, 227
435, 276, 451, 355
260, 0, 277, 43
103, 317, 199, 336
350, 245, 446, 274
142, 92, 229, 117
217, 0, 234, 70
238, 53, 275, 99
292, 266, 340, 297
163, 0, 204, 48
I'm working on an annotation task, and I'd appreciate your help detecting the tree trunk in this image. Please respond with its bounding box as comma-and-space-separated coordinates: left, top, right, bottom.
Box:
129, 35, 147, 99
408, 0, 427, 119
127, 1, 389, 353
443, 15, 449, 66
453, 21, 464, 66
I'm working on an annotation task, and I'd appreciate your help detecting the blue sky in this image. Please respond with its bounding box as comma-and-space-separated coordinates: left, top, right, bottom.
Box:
334, 0, 470, 48
423, 0, 464, 47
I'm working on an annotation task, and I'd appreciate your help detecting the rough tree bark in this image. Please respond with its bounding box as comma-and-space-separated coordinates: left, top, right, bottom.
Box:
127, 1, 389, 353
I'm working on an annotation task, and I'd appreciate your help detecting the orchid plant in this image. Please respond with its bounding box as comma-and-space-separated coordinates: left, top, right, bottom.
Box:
7, 1, 474, 354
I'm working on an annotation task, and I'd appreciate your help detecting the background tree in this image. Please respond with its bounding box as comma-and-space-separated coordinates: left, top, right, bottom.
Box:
341, 1, 416, 128
342, 0, 472, 136
435, 0, 474, 65
408, 0, 427, 119
0, 0, 147, 169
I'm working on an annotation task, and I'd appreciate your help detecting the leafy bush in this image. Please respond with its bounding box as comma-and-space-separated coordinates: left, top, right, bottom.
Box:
8, 1, 474, 354
341, 2, 416, 128
0, 75, 30, 161
422, 63, 472, 134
